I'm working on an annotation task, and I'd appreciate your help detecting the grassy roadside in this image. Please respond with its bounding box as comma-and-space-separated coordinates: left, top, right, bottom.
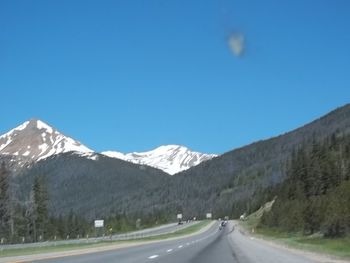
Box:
239, 209, 350, 259
0, 221, 211, 258
0, 242, 111, 258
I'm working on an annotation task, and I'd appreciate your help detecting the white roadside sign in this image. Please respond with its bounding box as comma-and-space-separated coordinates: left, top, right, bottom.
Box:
94, 220, 104, 228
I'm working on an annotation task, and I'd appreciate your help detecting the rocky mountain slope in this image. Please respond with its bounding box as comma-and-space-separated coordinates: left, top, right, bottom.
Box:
0, 119, 96, 168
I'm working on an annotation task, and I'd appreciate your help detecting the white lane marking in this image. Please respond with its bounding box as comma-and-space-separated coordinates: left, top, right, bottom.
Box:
148, 255, 159, 259
186, 242, 190, 245
178, 245, 183, 248
167, 249, 173, 252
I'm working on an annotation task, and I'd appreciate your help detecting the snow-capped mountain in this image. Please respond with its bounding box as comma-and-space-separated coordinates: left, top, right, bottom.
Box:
0, 119, 95, 165
0, 119, 217, 174
102, 145, 217, 175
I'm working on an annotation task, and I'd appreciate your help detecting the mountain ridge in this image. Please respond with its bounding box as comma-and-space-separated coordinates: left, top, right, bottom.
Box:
102, 145, 217, 175
9, 103, 350, 219
0, 119, 216, 174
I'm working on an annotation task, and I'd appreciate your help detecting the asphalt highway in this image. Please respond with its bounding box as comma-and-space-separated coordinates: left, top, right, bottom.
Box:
8, 221, 322, 263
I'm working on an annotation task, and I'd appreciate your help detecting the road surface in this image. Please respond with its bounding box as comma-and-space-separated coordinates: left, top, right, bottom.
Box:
0, 222, 197, 250
1, 221, 334, 263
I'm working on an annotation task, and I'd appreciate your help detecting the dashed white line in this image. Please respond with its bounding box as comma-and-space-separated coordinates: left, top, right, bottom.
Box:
186, 242, 190, 246
166, 249, 173, 252
178, 245, 183, 248
148, 255, 159, 259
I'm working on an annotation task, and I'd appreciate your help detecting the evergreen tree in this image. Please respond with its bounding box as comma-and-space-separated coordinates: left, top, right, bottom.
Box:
322, 181, 350, 237
0, 162, 10, 241
261, 133, 350, 237
33, 176, 49, 241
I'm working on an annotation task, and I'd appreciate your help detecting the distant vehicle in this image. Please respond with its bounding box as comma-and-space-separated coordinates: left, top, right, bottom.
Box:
178, 221, 183, 225
219, 220, 227, 230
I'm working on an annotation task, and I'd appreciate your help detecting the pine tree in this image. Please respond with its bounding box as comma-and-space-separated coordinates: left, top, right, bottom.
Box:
33, 176, 49, 241
260, 132, 350, 237
0, 162, 10, 241
322, 181, 350, 237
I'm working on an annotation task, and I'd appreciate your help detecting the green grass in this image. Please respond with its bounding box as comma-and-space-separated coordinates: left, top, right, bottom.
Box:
0, 221, 211, 258
239, 206, 350, 259
294, 236, 350, 258
253, 226, 350, 258
0, 241, 117, 258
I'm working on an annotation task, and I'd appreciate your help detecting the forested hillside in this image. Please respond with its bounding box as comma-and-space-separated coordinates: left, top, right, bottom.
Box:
0, 162, 154, 243
143, 104, 350, 219
2, 104, 350, 242
14, 153, 170, 219
261, 133, 350, 237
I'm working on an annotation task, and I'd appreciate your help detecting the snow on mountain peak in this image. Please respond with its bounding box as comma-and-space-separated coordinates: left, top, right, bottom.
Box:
102, 145, 217, 175
0, 119, 93, 163
0, 120, 217, 174
36, 119, 54, 133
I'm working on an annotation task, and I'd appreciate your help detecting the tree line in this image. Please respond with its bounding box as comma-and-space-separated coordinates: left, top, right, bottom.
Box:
0, 162, 165, 244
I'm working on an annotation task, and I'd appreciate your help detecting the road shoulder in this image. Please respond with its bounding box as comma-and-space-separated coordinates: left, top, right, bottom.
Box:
233, 221, 350, 263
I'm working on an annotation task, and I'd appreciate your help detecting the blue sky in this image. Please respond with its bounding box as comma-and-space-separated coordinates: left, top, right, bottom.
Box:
1, 0, 349, 154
